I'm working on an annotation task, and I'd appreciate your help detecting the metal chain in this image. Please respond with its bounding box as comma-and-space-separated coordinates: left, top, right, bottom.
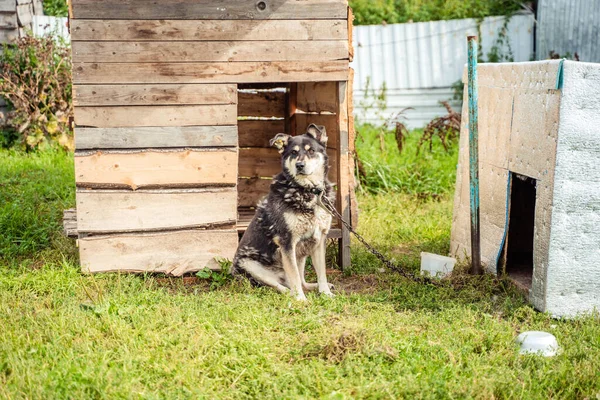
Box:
318, 195, 444, 287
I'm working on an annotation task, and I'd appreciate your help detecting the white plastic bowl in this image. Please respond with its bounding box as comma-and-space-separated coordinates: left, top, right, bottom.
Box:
420, 252, 456, 278
516, 331, 559, 356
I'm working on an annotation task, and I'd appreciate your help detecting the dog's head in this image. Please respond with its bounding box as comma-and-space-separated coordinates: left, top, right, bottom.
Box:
269, 124, 329, 187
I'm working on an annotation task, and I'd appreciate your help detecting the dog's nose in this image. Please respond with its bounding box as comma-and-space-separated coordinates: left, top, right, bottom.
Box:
296, 161, 305, 171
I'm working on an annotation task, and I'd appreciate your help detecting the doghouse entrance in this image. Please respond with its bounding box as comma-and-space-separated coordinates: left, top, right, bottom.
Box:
503, 173, 537, 290
235, 82, 343, 240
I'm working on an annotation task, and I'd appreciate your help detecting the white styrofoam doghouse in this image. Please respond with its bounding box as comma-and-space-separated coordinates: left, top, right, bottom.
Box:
451, 60, 600, 318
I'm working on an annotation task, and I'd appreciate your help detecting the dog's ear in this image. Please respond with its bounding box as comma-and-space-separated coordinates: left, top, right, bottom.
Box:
269, 133, 291, 153
306, 123, 328, 146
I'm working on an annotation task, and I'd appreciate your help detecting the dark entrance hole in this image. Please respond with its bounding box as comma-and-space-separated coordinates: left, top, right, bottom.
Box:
504, 173, 536, 290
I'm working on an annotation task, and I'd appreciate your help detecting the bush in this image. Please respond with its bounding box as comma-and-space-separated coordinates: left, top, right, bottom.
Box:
0, 35, 73, 150
43, 0, 68, 17
350, 0, 523, 25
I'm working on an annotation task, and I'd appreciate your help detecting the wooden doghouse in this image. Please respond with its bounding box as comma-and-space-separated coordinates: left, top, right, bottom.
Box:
67, 0, 357, 275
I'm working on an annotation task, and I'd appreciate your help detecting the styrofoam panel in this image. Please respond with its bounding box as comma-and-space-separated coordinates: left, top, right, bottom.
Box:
545, 61, 600, 317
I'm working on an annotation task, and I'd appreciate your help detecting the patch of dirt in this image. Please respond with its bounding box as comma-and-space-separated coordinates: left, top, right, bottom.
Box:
327, 271, 391, 294
150, 270, 392, 296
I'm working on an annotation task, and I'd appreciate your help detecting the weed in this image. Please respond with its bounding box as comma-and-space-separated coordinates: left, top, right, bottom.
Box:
0, 35, 73, 150
355, 123, 458, 197
196, 258, 233, 290
418, 101, 461, 154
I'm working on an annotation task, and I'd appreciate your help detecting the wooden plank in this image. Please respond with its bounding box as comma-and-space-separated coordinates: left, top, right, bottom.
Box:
0, 2, 15, 12
16, 3, 32, 26
238, 177, 272, 208
238, 119, 285, 148
63, 208, 78, 238
75, 149, 237, 189
0, 28, 18, 43
347, 6, 354, 62
71, 19, 348, 41
73, 84, 237, 107
239, 147, 337, 179
239, 83, 289, 90
76, 188, 237, 233
0, 13, 17, 29
79, 230, 239, 275
286, 83, 297, 135
72, 0, 348, 20
347, 68, 358, 228
296, 82, 338, 113
75, 126, 238, 150
336, 81, 351, 269
72, 40, 349, 63
348, 68, 355, 152
72, 61, 349, 84
294, 113, 338, 148
238, 91, 285, 118
74, 105, 237, 128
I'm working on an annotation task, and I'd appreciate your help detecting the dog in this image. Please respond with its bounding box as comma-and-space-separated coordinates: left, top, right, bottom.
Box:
231, 124, 335, 301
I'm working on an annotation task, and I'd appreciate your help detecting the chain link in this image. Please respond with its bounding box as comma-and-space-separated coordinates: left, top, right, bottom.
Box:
318, 195, 444, 287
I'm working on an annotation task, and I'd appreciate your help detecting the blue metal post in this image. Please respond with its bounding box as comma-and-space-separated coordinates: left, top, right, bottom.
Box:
467, 36, 482, 274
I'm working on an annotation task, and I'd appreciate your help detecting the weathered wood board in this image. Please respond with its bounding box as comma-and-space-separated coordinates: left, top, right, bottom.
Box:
75, 126, 238, 150
74, 105, 237, 128
73, 61, 349, 84
76, 188, 237, 233
0, 12, 17, 29
75, 149, 238, 189
238, 119, 285, 147
74, 84, 237, 106
71, 19, 348, 41
295, 82, 338, 113
72, 0, 348, 20
336, 81, 351, 265
79, 229, 239, 275
238, 177, 272, 207
238, 91, 285, 118
72, 40, 348, 63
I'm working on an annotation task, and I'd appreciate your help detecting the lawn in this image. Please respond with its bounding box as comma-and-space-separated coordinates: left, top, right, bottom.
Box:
1, 127, 599, 399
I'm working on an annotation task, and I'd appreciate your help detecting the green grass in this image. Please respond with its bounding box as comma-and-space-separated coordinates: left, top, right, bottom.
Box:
0, 148, 76, 265
355, 123, 459, 196
1, 134, 600, 399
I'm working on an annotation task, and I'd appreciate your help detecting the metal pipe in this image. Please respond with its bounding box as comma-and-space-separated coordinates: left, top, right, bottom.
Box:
467, 35, 482, 275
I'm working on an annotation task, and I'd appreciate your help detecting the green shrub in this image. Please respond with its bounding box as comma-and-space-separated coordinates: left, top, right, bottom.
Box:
42, 0, 68, 17
350, 0, 522, 25
0, 35, 73, 150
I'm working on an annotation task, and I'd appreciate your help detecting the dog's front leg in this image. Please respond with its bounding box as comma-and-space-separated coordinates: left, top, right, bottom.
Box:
311, 237, 334, 297
281, 247, 307, 301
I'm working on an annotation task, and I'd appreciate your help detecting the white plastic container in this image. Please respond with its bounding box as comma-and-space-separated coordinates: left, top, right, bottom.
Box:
420, 252, 456, 278
516, 331, 559, 356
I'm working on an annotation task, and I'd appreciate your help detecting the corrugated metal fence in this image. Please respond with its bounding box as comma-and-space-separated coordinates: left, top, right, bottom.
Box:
537, 0, 600, 62
32, 15, 69, 42
352, 13, 535, 128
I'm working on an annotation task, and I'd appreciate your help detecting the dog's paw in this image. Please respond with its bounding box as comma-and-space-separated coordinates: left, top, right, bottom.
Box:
293, 292, 308, 302
319, 288, 335, 298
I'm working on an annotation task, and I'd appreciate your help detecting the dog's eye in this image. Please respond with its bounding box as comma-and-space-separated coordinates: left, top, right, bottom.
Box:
308, 149, 315, 155
291, 150, 298, 156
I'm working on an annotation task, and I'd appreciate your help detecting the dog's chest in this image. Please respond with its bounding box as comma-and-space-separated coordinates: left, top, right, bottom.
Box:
284, 206, 332, 243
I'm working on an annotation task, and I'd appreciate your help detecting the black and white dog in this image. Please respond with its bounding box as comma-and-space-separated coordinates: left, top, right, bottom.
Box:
232, 124, 335, 301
